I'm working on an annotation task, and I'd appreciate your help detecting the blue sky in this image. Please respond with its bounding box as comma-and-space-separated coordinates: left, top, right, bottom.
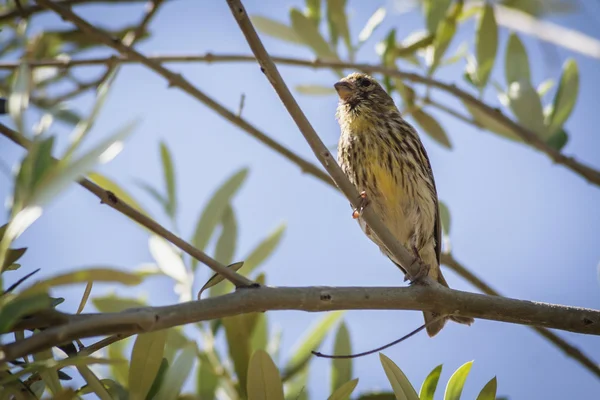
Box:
1, 0, 600, 398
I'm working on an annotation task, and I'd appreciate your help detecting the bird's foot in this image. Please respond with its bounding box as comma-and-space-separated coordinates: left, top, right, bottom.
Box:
404, 246, 430, 285
352, 191, 370, 219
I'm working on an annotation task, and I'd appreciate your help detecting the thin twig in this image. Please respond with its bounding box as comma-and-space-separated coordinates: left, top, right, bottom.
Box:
224, 0, 426, 281
442, 252, 600, 379
1, 284, 599, 362
7, 51, 598, 188
0, 123, 254, 289
32, 0, 334, 189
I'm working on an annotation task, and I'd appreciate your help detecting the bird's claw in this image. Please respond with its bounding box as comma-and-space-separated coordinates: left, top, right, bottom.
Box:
352, 191, 370, 219
404, 246, 430, 285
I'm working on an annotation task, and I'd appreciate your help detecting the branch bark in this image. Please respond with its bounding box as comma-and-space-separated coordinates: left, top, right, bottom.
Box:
2, 285, 599, 362
0, 123, 253, 289
6, 52, 599, 188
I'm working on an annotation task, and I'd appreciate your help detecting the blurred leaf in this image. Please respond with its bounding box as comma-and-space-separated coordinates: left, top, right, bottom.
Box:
88, 172, 148, 216
379, 29, 397, 94
427, 18, 457, 75
462, 101, 520, 141
476, 3, 498, 88
251, 311, 269, 353
501, 0, 576, 16
356, 392, 396, 400
197, 352, 219, 399
476, 376, 497, 400
285, 364, 309, 400
21, 268, 142, 296
92, 294, 145, 313
329, 378, 359, 400
548, 59, 579, 135
505, 33, 530, 84
215, 204, 237, 265
296, 84, 337, 96
164, 328, 189, 364
191, 168, 248, 269
33, 348, 62, 395
507, 81, 548, 138
291, 8, 339, 61
419, 364, 443, 400
250, 15, 303, 45
129, 330, 168, 400
2, 247, 27, 270
305, 0, 321, 26
326, 0, 351, 54
537, 79, 555, 98
441, 42, 468, 66
77, 365, 112, 400
358, 7, 386, 46
135, 179, 168, 209
284, 311, 344, 380
331, 322, 352, 393
443, 360, 473, 400
396, 31, 434, 59
108, 337, 129, 385
8, 62, 30, 134
155, 342, 196, 400
379, 353, 419, 400
438, 202, 451, 236
223, 312, 261, 395
424, 0, 452, 33
412, 110, 452, 149
0, 293, 52, 334
199, 261, 244, 299
149, 235, 187, 283
546, 129, 568, 151
243, 222, 286, 275
146, 358, 168, 400
247, 349, 285, 400
160, 141, 177, 218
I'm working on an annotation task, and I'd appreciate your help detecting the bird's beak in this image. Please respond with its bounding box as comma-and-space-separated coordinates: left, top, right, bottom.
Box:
334, 81, 353, 101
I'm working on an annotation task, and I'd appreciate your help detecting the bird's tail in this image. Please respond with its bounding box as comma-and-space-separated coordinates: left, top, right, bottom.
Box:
423, 270, 474, 337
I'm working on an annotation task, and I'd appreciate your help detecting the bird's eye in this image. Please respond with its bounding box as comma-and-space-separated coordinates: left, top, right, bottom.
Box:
358, 78, 372, 87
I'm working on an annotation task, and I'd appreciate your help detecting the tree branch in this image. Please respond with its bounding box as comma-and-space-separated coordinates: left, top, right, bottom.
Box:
32, 0, 334, 189
0, 123, 254, 289
2, 284, 600, 362
6, 51, 599, 188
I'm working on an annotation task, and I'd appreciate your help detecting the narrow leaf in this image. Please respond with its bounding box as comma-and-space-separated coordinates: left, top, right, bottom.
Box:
149, 235, 188, 283
198, 261, 244, 299
419, 364, 443, 400
247, 349, 285, 400
412, 110, 452, 149
331, 322, 352, 393
424, 0, 452, 34
77, 365, 112, 400
291, 7, 339, 61
0, 293, 52, 333
305, 0, 322, 26
243, 223, 286, 275
444, 361, 473, 400
224, 312, 261, 394
154, 342, 196, 400
476, 3, 498, 88
129, 330, 168, 400
88, 172, 148, 215
326, 0, 351, 54
215, 204, 237, 265
548, 59, 579, 134
379, 353, 419, 400
476, 377, 497, 400
250, 15, 303, 45
438, 202, 451, 235
160, 141, 177, 218
329, 378, 359, 400
507, 81, 548, 138
358, 7, 386, 46
462, 101, 521, 141
505, 33, 530, 84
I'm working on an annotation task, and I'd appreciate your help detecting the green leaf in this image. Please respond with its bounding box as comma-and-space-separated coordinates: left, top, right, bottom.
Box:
107, 337, 129, 385
77, 365, 112, 400
247, 349, 285, 400
215, 204, 237, 265
223, 312, 261, 395
427, 18, 457, 75
438, 203, 451, 236
33, 348, 62, 395
412, 110, 452, 149
462, 101, 521, 141
305, 0, 321, 26
191, 168, 248, 269
250, 15, 303, 45
356, 392, 396, 400
326, 0, 351, 54
419, 364, 443, 400
505, 33, 530, 84
243, 222, 286, 275
129, 330, 168, 400
537, 79, 555, 98
475, 3, 498, 88
197, 353, 219, 399
284, 311, 344, 380
145, 358, 168, 400
0, 293, 52, 334
20, 268, 142, 296
331, 322, 352, 393
548, 59, 579, 135
199, 261, 244, 299
92, 294, 145, 313
160, 141, 177, 218
8, 62, 30, 134
444, 360, 473, 400
291, 7, 338, 61
546, 129, 569, 151
163, 328, 189, 365
379, 353, 419, 400
329, 378, 359, 400
507, 80, 548, 138
476, 377, 497, 400
2, 247, 27, 270
88, 172, 148, 216
251, 310, 269, 352
296, 84, 337, 96
424, 0, 452, 34
149, 235, 187, 283
134, 179, 169, 209
154, 342, 196, 400
358, 7, 386, 46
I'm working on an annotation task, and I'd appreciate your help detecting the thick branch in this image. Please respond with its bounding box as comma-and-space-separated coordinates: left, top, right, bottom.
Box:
7, 52, 599, 188
33, 0, 333, 189
2, 285, 600, 362
442, 253, 600, 379
0, 123, 253, 289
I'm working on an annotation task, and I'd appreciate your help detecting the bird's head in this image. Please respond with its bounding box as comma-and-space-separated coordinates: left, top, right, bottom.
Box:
334, 73, 394, 113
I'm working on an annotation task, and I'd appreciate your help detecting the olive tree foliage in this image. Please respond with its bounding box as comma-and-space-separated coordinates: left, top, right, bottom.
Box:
0, 0, 594, 398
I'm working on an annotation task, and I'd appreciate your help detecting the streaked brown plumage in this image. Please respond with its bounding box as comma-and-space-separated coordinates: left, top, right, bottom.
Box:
334, 72, 473, 337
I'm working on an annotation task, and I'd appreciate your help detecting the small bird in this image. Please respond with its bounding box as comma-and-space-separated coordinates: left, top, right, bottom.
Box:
334, 72, 473, 337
